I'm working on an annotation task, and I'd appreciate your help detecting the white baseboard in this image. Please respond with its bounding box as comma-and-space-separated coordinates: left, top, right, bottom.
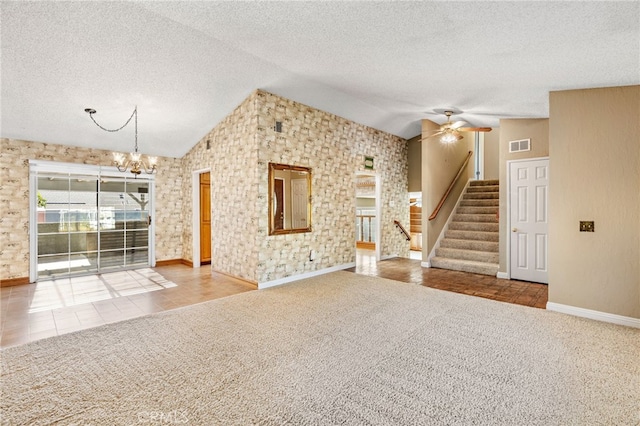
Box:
258, 263, 356, 290
546, 302, 640, 328
421, 261, 431, 268
380, 254, 398, 261
496, 272, 508, 279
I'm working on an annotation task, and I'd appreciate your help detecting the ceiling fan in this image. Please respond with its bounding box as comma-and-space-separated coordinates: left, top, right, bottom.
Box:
425, 110, 492, 143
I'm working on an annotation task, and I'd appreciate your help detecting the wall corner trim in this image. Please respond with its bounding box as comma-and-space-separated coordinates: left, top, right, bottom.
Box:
258, 263, 356, 290
546, 302, 640, 329
0, 277, 30, 287
496, 272, 509, 279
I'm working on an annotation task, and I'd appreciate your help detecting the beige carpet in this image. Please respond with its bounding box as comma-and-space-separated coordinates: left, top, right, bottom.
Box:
1, 272, 638, 425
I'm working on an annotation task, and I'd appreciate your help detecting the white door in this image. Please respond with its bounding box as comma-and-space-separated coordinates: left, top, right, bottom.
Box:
509, 158, 549, 283
291, 179, 307, 228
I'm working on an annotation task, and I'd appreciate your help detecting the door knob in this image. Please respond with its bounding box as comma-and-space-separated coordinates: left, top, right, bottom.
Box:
512, 228, 517, 232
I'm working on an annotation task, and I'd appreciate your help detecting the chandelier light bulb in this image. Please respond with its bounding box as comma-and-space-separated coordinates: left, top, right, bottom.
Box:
113, 152, 125, 166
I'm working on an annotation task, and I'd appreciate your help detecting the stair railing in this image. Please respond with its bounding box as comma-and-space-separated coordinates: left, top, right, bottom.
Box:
429, 151, 473, 221
394, 220, 411, 241
356, 214, 376, 244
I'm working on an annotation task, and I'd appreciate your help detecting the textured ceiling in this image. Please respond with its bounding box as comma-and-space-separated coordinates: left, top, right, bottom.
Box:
1, 1, 638, 158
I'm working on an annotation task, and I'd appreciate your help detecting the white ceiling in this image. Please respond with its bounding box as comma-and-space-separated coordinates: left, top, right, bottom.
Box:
2, 1, 638, 158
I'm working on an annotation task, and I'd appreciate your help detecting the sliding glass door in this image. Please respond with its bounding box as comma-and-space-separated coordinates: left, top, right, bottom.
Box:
36, 174, 100, 277
31, 161, 154, 281
98, 179, 150, 271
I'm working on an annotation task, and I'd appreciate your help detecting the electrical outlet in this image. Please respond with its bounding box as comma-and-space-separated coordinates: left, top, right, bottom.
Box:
580, 221, 594, 232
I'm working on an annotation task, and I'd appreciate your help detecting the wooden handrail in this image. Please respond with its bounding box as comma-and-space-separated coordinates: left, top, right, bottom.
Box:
429, 151, 473, 221
394, 220, 411, 241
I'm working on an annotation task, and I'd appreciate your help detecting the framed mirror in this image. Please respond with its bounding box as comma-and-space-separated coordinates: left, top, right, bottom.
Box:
269, 163, 312, 235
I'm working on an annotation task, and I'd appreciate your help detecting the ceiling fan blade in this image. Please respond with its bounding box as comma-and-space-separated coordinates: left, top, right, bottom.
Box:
459, 127, 492, 132
422, 131, 445, 141
426, 129, 445, 137
450, 120, 467, 129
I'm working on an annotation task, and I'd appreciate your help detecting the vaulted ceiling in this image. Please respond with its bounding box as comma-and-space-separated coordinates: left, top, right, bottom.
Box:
2, 1, 638, 158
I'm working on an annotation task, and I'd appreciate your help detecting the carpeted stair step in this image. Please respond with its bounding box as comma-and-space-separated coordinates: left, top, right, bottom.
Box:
456, 206, 498, 215
463, 192, 499, 199
466, 185, 499, 193
431, 179, 500, 277
430, 257, 499, 276
452, 213, 498, 223
448, 221, 499, 232
435, 247, 499, 263
445, 229, 499, 242
440, 238, 498, 252
469, 179, 499, 186
459, 199, 499, 207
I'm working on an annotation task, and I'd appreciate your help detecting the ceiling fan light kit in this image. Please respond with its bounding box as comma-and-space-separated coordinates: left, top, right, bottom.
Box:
426, 108, 492, 143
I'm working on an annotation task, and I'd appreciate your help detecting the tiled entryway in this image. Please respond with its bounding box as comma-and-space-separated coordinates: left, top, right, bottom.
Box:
0, 265, 256, 348
348, 250, 548, 309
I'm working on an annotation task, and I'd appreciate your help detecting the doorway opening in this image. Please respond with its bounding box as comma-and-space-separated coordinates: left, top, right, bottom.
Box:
199, 172, 211, 265
355, 173, 381, 267
409, 194, 422, 260
191, 169, 211, 268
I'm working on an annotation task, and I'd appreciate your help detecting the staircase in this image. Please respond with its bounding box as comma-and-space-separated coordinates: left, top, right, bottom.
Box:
430, 180, 499, 276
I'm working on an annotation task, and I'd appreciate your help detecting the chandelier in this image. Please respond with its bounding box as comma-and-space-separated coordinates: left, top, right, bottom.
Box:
84, 106, 157, 175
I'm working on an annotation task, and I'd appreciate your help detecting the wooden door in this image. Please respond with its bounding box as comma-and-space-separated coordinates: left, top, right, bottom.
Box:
509, 159, 549, 283
199, 172, 211, 264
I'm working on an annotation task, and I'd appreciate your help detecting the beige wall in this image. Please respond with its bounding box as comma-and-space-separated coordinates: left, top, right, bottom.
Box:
0, 138, 183, 281
407, 135, 422, 192
421, 120, 475, 258
483, 129, 500, 180
498, 119, 549, 273
548, 85, 640, 318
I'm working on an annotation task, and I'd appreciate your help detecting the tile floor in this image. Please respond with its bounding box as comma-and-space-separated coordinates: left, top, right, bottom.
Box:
348, 249, 548, 309
1, 253, 547, 349
0, 265, 256, 348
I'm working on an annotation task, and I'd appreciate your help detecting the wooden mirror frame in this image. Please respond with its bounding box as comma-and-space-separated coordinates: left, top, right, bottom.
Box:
268, 163, 312, 235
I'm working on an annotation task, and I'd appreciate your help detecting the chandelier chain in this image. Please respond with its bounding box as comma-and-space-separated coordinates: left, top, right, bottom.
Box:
88, 107, 138, 152
84, 105, 155, 175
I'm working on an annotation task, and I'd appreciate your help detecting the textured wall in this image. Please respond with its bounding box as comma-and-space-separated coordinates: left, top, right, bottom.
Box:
2, 90, 409, 285
254, 91, 409, 283
181, 90, 409, 284
0, 138, 183, 281
180, 91, 259, 281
